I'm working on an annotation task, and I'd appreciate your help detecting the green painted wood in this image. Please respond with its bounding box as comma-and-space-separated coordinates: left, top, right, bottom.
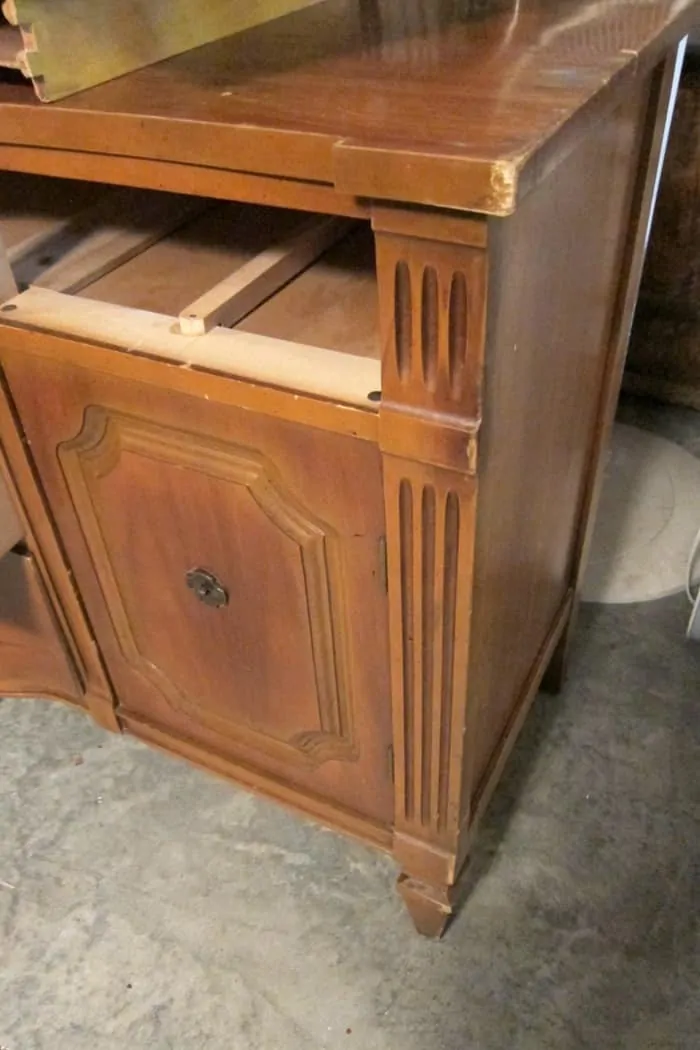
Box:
1, 0, 321, 102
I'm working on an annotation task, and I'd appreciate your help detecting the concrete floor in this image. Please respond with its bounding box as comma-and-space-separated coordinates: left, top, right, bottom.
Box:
1, 396, 699, 1049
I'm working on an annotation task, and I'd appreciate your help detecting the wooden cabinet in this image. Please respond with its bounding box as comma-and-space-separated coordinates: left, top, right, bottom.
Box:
0, 0, 698, 936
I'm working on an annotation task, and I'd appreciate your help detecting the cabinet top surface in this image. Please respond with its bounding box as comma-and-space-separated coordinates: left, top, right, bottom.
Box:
0, 0, 697, 214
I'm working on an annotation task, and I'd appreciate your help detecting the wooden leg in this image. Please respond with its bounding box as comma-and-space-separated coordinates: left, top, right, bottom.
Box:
397, 873, 455, 939
540, 609, 575, 694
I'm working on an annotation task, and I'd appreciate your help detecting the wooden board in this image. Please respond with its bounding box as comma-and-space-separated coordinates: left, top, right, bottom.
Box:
239, 225, 380, 360
1, 286, 382, 408
79, 204, 306, 317
0, 0, 321, 102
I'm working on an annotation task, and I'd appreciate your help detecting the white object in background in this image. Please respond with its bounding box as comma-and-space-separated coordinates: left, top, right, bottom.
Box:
686, 525, 700, 641
582, 423, 700, 605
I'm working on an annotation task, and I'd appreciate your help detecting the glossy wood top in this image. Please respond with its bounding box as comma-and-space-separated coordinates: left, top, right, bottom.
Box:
0, 0, 698, 213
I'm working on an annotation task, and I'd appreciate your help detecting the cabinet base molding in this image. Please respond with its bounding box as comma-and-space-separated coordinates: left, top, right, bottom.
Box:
121, 712, 394, 855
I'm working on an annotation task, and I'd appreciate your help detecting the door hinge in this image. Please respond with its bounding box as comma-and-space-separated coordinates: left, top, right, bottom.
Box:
378, 535, 388, 593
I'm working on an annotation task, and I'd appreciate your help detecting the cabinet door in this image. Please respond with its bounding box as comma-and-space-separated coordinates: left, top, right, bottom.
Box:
4, 355, 393, 827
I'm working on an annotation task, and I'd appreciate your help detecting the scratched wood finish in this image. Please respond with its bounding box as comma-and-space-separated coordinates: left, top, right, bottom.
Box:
0, 0, 698, 212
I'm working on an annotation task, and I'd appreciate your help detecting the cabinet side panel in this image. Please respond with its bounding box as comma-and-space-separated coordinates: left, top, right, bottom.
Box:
467, 74, 655, 803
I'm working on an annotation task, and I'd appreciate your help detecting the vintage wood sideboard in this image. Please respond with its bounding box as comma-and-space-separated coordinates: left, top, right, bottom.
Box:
0, 0, 698, 937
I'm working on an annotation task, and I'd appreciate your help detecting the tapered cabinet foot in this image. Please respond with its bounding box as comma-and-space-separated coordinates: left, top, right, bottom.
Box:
397, 873, 456, 939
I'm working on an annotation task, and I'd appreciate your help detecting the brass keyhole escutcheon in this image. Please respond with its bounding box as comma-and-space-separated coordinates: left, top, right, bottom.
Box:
185, 568, 229, 609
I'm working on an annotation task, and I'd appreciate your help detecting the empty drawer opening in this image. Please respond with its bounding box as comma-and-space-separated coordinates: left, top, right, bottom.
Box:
0, 173, 381, 362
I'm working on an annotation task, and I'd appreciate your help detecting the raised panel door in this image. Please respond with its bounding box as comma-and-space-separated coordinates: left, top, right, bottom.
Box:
4, 354, 393, 828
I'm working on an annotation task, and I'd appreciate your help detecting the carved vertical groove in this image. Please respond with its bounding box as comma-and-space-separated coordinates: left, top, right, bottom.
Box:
395, 474, 466, 837
437, 491, 460, 830
398, 477, 415, 822
421, 267, 439, 392
394, 261, 413, 382
448, 273, 468, 402
389, 253, 475, 411
420, 485, 436, 825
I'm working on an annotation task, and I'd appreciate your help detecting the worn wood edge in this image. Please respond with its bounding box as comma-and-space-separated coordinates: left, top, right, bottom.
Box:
121, 712, 393, 853
1, 287, 382, 410
0, 323, 379, 444
334, 143, 515, 216
0, 143, 370, 220
464, 592, 574, 858
179, 215, 354, 335
622, 369, 700, 412
336, 22, 696, 216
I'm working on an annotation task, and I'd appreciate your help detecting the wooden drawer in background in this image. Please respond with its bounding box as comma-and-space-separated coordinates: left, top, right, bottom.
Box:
0, 546, 80, 703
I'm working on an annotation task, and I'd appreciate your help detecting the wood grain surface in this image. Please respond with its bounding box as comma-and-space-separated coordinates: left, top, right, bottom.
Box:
0, 0, 698, 212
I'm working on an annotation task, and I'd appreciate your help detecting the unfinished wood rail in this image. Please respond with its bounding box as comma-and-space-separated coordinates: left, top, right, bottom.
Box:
9, 188, 208, 294
179, 216, 355, 335
1, 286, 382, 413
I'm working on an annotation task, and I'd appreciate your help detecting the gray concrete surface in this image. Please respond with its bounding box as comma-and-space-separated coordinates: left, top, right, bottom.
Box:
1, 396, 699, 1049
